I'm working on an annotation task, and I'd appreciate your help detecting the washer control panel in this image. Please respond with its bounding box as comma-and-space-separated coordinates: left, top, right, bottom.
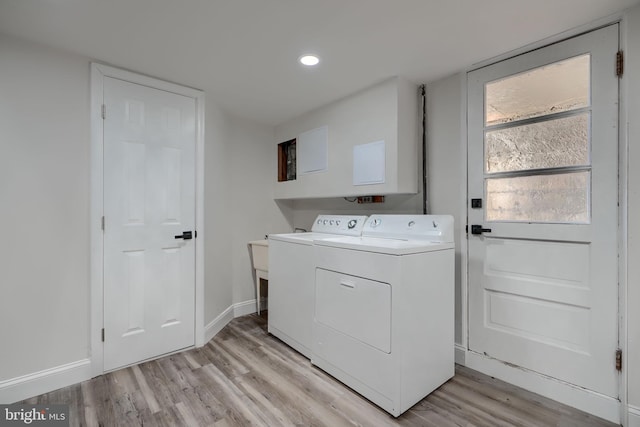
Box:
311, 215, 368, 236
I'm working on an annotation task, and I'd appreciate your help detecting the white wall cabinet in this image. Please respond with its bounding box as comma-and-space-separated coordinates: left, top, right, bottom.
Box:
274, 77, 419, 199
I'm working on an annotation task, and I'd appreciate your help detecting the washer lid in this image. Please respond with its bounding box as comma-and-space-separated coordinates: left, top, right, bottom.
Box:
269, 232, 347, 245
269, 214, 369, 245
314, 236, 454, 255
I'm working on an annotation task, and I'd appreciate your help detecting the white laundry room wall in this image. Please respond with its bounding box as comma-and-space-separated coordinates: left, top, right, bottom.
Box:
0, 32, 279, 401
425, 74, 465, 349
0, 34, 91, 385
203, 102, 234, 324
226, 115, 292, 311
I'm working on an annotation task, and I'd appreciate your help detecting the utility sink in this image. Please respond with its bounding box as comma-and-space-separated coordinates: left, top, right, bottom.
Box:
248, 239, 269, 272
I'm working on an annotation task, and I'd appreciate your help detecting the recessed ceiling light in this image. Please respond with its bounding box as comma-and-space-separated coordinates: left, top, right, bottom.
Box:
299, 55, 320, 66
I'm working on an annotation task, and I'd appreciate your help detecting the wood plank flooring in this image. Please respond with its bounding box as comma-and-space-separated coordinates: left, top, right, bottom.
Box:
24, 314, 616, 426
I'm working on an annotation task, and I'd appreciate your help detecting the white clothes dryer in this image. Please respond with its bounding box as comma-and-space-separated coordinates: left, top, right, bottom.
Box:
312, 214, 455, 417
268, 215, 367, 358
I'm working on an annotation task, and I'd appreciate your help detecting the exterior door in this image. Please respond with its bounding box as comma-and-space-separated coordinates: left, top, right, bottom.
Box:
103, 77, 196, 371
467, 25, 619, 397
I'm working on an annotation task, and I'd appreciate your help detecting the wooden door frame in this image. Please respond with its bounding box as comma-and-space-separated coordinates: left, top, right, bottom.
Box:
89, 63, 206, 376
458, 19, 627, 424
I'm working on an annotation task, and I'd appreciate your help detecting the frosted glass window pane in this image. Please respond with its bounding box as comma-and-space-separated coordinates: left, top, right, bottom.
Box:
486, 55, 590, 126
486, 172, 589, 223
485, 113, 589, 173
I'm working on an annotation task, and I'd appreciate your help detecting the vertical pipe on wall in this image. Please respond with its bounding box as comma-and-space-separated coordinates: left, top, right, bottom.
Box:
421, 84, 429, 214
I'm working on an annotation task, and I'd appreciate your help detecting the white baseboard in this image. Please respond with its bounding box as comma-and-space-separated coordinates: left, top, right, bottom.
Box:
464, 351, 620, 424
203, 299, 259, 345
629, 405, 640, 427
203, 305, 234, 344
0, 359, 92, 404
454, 344, 466, 365
233, 299, 258, 317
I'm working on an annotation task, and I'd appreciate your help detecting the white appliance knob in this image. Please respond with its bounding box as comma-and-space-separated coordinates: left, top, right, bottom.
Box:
408, 220, 415, 228
348, 219, 357, 229
336, 220, 341, 226
330, 220, 334, 225
317, 219, 321, 225
371, 219, 381, 228
323, 220, 328, 225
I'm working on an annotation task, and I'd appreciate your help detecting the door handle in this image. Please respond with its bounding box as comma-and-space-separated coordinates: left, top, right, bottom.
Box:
174, 231, 193, 240
471, 225, 492, 235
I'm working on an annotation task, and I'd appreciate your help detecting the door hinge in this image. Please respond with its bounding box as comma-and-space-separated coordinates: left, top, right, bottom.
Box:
101, 216, 105, 231
616, 51, 624, 77
101, 328, 105, 342
101, 104, 106, 119
615, 348, 622, 371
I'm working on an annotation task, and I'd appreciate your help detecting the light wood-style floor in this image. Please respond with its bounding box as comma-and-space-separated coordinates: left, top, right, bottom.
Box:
24, 314, 616, 426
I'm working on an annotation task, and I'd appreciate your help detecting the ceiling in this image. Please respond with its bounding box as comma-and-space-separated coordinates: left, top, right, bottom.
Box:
0, 0, 637, 126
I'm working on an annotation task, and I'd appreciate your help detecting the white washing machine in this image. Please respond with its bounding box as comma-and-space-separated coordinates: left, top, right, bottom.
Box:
268, 215, 367, 358
312, 214, 455, 417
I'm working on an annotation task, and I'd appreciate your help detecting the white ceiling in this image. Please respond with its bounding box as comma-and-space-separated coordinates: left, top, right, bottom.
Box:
0, 0, 637, 126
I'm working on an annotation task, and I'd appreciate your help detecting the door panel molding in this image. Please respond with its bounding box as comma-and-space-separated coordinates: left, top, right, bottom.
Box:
90, 63, 205, 376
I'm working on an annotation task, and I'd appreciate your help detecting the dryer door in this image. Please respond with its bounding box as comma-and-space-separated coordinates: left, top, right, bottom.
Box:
315, 268, 391, 353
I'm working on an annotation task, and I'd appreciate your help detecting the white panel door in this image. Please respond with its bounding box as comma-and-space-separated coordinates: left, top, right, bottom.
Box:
103, 77, 196, 371
467, 25, 619, 396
